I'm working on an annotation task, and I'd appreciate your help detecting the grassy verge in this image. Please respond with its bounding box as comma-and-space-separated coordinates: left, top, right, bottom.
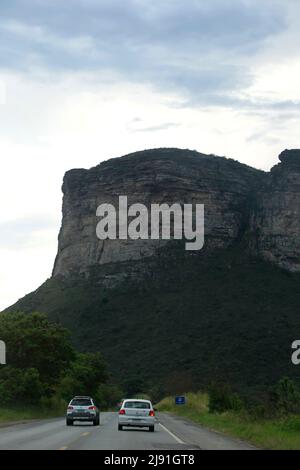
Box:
0, 400, 66, 425
157, 392, 300, 450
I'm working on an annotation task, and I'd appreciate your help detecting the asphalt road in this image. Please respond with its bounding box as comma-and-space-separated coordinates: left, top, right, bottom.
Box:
0, 412, 256, 450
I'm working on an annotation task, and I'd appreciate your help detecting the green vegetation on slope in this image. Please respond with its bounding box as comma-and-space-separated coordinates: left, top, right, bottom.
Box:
5, 245, 300, 399
157, 391, 300, 450
0, 312, 122, 419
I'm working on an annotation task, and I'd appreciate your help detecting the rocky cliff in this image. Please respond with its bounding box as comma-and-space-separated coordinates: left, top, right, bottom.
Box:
52, 147, 300, 281
250, 149, 300, 271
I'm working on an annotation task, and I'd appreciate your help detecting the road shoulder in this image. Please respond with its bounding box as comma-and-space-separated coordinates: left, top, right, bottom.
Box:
158, 412, 257, 450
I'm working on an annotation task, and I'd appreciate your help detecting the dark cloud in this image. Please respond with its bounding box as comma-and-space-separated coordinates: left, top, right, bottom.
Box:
0, 1, 285, 48
0, 0, 289, 108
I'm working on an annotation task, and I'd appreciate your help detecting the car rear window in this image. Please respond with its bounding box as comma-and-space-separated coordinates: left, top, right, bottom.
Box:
124, 401, 150, 409
71, 399, 92, 406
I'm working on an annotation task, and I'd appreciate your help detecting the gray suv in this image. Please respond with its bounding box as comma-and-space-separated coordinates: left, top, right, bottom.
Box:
66, 396, 100, 426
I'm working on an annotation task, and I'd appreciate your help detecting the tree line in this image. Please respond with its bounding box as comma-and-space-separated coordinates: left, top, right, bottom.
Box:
0, 312, 121, 409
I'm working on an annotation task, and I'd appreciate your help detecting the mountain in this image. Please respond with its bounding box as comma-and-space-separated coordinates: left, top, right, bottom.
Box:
5, 148, 300, 397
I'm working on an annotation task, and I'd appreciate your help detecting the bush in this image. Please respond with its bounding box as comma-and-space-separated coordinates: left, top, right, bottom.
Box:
271, 377, 300, 415
0, 367, 44, 405
209, 383, 243, 413
279, 415, 300, 432
40, 395, 67, 414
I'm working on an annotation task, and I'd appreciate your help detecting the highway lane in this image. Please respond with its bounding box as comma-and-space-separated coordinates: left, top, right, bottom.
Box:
0, 412, 255, 450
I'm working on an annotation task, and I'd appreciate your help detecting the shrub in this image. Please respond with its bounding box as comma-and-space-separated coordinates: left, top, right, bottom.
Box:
0, 367, 44, 405
40, 395, 67, 414
209, 383, 243, 413
271, 377, 300, 415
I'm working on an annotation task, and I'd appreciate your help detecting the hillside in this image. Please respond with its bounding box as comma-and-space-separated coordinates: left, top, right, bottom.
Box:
6, 246, 300, 398
4, 148, 300, 397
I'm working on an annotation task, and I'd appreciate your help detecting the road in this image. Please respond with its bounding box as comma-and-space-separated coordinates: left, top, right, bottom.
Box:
0, 412, 256, 450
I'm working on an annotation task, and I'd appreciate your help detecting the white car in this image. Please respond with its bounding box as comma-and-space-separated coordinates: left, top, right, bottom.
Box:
118, 399, 156, 432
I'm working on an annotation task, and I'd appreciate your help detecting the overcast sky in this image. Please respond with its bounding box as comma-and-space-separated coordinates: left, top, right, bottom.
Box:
1, 0, 300, 310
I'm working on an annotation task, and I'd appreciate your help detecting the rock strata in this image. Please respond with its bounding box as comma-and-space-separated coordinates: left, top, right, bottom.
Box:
52, 148, 300, 278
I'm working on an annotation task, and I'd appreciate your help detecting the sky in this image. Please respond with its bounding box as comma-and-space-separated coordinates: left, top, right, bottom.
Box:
0, 0, 300, 310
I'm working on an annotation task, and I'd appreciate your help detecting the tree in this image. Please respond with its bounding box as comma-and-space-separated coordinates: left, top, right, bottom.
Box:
0, 312, 110, 406
58, 352, 108, 400
0, 367, 44, 405
0, 312, 75, 390
208, 383, 243, 413
122, 375, 146, 397
96, 383, 123, 409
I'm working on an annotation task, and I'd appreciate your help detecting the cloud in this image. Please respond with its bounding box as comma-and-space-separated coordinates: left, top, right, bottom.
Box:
0, 0, 288, 109
128, 120, 179, 133
0, 19, 97, 57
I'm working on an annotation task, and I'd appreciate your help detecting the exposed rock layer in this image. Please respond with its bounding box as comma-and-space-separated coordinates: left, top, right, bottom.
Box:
250, 149, 300, 271
52, 148, 300, 278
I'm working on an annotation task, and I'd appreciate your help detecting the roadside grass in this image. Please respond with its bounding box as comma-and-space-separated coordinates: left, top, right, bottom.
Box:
0, 398, 67, 425
0, 407, 62, 424
156, 392, 300, 450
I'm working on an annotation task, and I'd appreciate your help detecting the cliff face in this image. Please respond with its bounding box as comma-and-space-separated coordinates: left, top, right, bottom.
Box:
250, 149, 300, 271
52, 148, 264, 278
52, 147, 300, 279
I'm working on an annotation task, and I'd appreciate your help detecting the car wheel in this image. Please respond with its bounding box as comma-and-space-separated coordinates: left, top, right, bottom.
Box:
118, 424, 123, 431
66, 419, 73, 426
149, 426, 155, 432
93, 418, 99, 426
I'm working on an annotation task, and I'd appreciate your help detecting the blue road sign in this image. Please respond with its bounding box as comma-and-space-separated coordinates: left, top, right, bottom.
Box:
175, 396, 186, 405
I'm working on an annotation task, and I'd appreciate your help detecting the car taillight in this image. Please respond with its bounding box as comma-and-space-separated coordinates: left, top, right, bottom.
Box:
119, 409, 126, 415
88, 406, 96, 410
67, 406, 74, 410
149, 410, 155, 417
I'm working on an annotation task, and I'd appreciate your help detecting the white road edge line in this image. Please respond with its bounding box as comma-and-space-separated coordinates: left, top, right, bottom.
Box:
159, 423, 185, 445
